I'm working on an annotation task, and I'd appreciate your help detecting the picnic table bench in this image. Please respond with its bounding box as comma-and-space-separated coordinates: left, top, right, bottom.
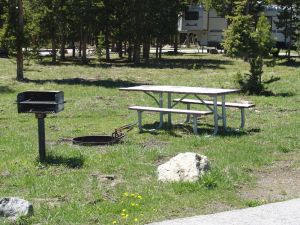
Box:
128, 106, 212, 134
173, 98, 255, 129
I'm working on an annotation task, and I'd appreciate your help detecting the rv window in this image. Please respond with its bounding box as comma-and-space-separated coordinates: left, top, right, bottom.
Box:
185, 11, 199, 20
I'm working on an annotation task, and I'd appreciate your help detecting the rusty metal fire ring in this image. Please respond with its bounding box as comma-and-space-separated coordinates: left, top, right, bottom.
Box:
72, 122, 136, 146
72, 135, 123, 146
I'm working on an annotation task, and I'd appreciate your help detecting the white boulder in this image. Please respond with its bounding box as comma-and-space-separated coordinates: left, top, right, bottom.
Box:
0, 197, 33, 219
157, 152, 209, 182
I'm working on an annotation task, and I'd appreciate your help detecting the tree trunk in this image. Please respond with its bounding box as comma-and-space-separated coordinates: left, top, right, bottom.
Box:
82, 29, 87, 62
105, 27, 110, 61
72, 41, 76, 57
128, 41, 132, 62
16, 0, 24, 80
142, 40, 150, 61
118, 39, 123, 58
79, 25, 82, 57
159, 40, 162, 60
287, 6, 293, 60
133, 42, 140, 64
124, 42, 127, 55
174, 33, 178, 54
155, 40, 159, 59
60, 36, 66, 60
51, 37, 57, 63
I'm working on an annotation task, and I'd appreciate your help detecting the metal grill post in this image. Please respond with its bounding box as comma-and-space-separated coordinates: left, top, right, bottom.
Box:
36, 113, 46, 162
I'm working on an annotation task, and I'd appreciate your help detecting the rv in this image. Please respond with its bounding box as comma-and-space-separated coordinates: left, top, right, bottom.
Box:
178, 5, 286, 49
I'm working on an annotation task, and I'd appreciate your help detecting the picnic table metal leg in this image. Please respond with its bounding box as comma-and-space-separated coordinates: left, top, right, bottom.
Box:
192, 115, 198, 135
137, 110, 163, 132
221, 95, 227, 131
240, 108, 245, 129
168, 93, 172, 126
213, 96, 219, 135
159, 92, 163, 128
138, 111, 143, 130
185, 103, 191, 123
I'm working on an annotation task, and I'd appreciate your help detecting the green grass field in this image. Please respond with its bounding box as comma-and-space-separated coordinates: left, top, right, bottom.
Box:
0, 54, 299, 225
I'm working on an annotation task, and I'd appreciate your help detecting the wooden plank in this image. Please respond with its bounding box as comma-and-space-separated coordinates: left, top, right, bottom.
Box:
120, 85, 240, 95
173, 98, 255, 108
128, 106, 213, 115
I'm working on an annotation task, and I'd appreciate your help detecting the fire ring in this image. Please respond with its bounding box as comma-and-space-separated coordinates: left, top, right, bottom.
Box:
72, 135, 124, 146
72, 122, 136, 146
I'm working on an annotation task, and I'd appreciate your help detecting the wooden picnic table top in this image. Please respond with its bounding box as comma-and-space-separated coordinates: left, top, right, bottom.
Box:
120, 85, 240, 95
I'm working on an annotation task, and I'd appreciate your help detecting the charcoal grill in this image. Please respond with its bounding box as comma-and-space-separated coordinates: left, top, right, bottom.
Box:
17, 91, 65, 161
72, 123, 136, 146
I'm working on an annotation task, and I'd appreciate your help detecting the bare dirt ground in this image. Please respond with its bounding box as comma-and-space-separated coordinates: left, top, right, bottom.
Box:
239, 152, 300, 203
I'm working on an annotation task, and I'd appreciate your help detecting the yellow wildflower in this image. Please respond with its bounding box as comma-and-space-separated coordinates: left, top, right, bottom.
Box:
137, 195, 142, 199
112, 221, 117, 224
134, 218, 138, 222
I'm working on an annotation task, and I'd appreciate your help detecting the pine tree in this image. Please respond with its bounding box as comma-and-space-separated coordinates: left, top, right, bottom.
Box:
223, 1, 275, 95
274, 0, 300, 59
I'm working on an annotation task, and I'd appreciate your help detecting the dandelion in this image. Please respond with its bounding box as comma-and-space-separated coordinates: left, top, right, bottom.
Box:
134, 218, 139, 222
137, 195, 143, 199
123, 192, 129, 197
122, 209, 127, 212
121, 214, 129, 219
112, 220, 117, 224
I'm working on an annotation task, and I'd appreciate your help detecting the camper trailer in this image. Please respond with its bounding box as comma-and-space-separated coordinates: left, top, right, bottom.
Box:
178, 5, 286, 49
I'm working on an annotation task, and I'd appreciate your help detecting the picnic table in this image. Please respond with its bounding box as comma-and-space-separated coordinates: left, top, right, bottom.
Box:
119, 85, 241, 134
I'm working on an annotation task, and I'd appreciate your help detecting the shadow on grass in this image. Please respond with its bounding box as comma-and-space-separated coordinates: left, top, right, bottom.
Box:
42, 154, 84, 168
0, 86, 15, 93
37, 56, 233, 70
263, 76, 281, 84
277, 59, 300, 67
112, 58, 233, 70
138, 122, 260, 137
260, 90, 295, 97
22, 77, 144, 88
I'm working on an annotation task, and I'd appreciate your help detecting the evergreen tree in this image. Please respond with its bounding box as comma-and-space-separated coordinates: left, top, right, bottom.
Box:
274, 0, 300, 58
223, 1, 274, 95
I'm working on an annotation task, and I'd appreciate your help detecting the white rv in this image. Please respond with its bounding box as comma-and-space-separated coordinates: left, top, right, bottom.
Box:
178, 5, 286, 48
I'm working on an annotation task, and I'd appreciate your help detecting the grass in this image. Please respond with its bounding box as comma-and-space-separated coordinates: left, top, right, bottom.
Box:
0, 53, 299, 224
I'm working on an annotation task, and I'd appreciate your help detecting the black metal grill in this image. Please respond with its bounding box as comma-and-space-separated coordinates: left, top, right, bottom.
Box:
17, 91, 65, 162
17, 91, 64, 114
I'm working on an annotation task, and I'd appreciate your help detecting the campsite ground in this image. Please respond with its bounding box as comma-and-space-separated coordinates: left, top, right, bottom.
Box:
0, 53, 299, 224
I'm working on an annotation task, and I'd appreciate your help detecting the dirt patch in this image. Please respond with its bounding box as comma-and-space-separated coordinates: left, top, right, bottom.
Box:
33, 197, 68, 208
90, 172, 122, 187
142, 138, 168, 150
239, 154, 300, 202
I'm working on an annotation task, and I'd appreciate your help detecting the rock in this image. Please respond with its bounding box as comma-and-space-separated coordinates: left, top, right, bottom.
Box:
0, 171, 11, 177
0, 197, 33, 219
157, 152, 209, 182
